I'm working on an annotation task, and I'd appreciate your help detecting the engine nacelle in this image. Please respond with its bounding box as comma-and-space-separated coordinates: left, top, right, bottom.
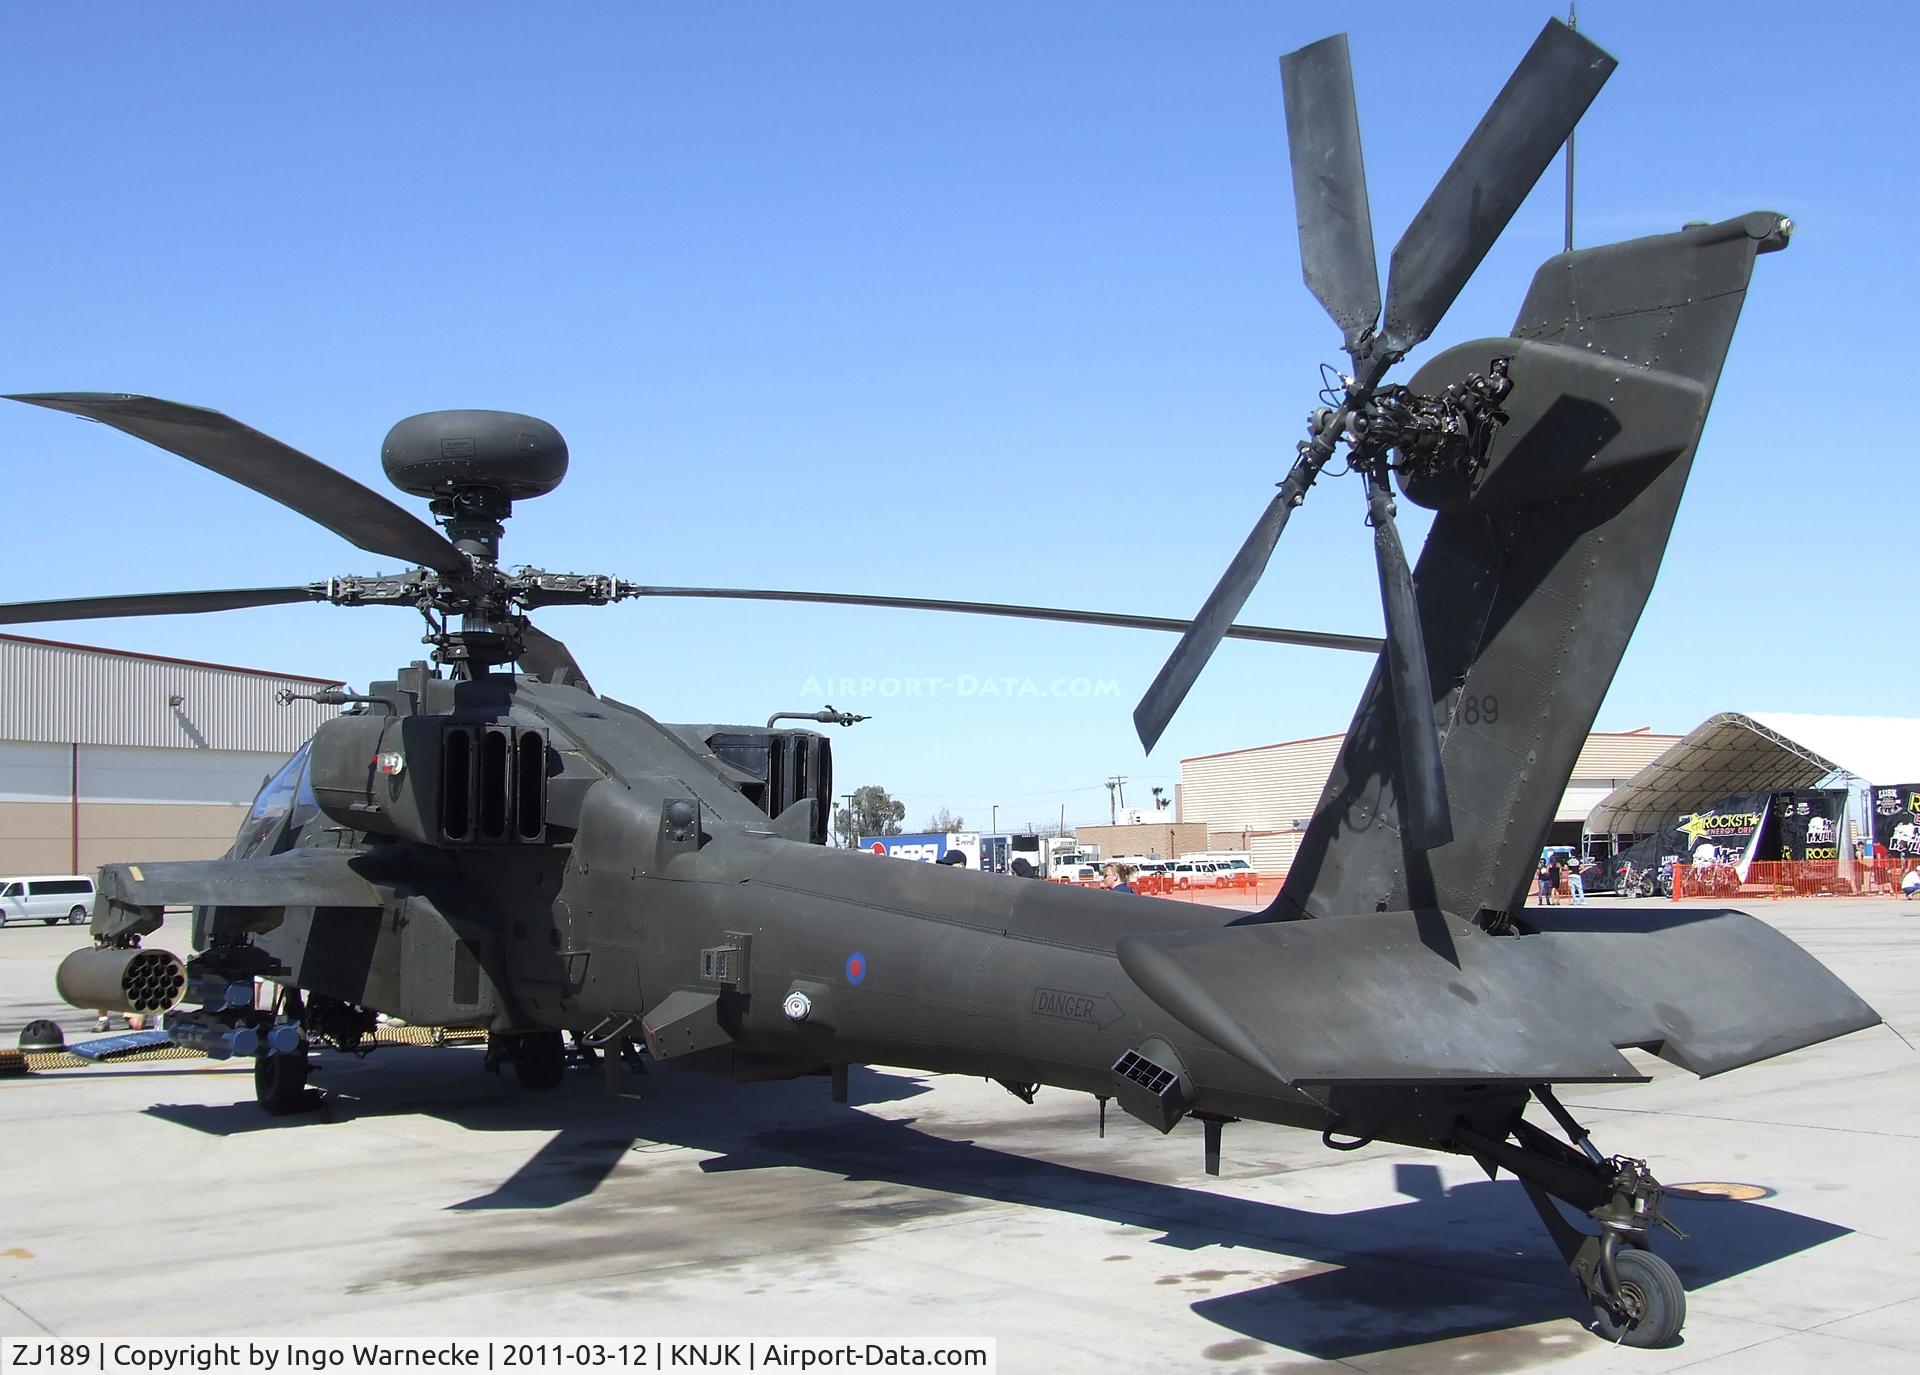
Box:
308, 714, 550, 845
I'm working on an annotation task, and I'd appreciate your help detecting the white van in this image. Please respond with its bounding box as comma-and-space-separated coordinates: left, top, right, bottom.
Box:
1169, 860, 1224, 889
0, 875, 96, 927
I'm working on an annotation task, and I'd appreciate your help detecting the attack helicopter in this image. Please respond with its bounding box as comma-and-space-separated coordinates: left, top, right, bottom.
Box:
4, 17, 1879, 1351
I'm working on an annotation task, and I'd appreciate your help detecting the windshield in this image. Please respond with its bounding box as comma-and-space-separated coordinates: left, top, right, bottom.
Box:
234, 743, 313, 858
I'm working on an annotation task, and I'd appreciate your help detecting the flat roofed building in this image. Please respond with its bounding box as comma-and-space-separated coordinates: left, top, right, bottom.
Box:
0, 633, 340, 872
1180, 728, 1682, 875
1073, 820, 1214, 863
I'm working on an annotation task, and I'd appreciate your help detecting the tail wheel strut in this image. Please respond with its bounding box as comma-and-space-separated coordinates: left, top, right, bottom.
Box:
1453, 1086, 1688, 1348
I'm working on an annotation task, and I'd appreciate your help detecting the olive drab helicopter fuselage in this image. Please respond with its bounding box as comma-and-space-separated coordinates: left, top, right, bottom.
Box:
8, 18, 1879, 1352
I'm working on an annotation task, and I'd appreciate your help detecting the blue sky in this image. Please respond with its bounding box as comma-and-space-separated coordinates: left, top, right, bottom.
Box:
2, 3, 1910, 832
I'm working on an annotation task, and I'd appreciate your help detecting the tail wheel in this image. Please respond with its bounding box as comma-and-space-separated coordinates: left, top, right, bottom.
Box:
255, 1042, 311, 1116
1591, 1249, 1686, 1348
514, 1030, 567, 1090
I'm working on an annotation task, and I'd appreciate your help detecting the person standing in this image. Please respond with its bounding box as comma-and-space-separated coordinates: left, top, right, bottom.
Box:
1536, 861, 1552, 906
1545, 857, 1562, 906
1568, 857, 1587, 906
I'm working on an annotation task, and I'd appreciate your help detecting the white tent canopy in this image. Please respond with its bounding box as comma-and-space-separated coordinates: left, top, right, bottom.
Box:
1586, 712, 1920, 835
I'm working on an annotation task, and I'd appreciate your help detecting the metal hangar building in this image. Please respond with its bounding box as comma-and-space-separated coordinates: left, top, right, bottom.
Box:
0, 633, 341, 873
1587, 712, 1920, 843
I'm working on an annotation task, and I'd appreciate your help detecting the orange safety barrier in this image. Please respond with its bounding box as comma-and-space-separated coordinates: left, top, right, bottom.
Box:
1671, 859, 1903, 900
1112, 874, 1283, 905
1128, 871, 1261, 898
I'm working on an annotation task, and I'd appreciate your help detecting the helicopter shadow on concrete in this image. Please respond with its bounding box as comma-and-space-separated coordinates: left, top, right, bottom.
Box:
682, 1116, 1847, 1360
139, 1044, 937, 1210
144, 1049, 1850, 1360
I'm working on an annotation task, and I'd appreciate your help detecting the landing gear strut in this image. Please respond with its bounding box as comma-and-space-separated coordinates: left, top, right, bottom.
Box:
1454, 1086, 1688, 1348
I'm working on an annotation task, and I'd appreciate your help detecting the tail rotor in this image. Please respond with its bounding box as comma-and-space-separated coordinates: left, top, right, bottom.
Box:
1133, 19, 1614, 850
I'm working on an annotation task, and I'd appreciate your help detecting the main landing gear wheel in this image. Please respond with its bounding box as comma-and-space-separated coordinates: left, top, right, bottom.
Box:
1591, 1248, 1686, 1348
514, 1030, 567, 1090
255, 1041, 311, 1116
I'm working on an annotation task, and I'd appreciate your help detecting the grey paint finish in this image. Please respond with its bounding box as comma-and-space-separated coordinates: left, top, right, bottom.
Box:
55, 212, 1866, 1173
1116, 906, 1878, 1088
1276, 213, 1788, 923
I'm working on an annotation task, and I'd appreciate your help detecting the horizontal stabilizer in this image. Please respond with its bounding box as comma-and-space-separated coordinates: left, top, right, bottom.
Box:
1116, 907, 1877, 1087
1517, 907, 1881, 1076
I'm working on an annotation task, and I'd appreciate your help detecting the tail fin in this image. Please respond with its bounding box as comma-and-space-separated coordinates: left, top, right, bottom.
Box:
1273, 213, 1792, 921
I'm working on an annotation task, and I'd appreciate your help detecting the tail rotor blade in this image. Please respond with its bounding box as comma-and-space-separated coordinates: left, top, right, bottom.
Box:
1369, 495, 1450, 849
1380, 18, 1615, 356
7, 393, 467, 576
1280, 34, 1381, 354
1133, 469, 1313, 752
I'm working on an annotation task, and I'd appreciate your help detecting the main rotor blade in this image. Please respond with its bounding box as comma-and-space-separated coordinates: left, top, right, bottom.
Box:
1280, 34, 1381, 354
1379, 18, 1615, 357
0, 585, 328, 626
1369, 501, 1451, 849
7, 393, 466, 576
517, 622, 592, 692
620, 583, 1380, 655
1133, 471, 1316, 753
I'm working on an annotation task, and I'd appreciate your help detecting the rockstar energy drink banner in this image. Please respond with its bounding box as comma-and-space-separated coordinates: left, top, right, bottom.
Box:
1774, 788, 1849, 862
1667, 790, 1772, 877
1871, 783, 1920, 857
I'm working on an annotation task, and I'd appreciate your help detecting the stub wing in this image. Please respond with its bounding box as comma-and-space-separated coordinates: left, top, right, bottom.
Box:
1116, 907, 1878, 1088
91, 849, 400, 940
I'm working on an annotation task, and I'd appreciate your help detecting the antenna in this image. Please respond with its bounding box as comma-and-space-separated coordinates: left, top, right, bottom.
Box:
1565, 2, 1578, 253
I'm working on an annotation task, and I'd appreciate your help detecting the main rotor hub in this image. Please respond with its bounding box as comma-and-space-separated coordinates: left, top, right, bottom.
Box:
381, 410, 568, 503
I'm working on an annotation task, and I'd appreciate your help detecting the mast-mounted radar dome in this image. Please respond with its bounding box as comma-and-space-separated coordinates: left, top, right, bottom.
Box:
381, 410, 568, 501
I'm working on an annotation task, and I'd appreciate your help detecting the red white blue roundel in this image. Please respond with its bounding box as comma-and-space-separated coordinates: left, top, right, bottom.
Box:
845, 951, 867, 985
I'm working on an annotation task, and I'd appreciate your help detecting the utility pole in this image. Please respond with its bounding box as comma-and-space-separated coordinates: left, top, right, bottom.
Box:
1107, 774, 1128, 823
841, 793, 857, 848
1106, 779, 1117, 825
991, 804, 998, 833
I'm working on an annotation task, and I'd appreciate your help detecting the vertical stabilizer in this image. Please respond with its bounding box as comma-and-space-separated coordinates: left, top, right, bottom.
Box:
1273, 213, 1791, 921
